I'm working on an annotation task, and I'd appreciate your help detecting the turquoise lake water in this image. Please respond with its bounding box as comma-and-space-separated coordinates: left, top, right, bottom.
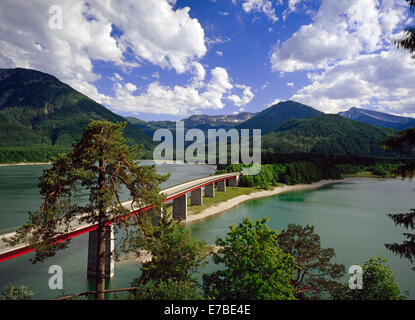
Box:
0, 164, 414, 299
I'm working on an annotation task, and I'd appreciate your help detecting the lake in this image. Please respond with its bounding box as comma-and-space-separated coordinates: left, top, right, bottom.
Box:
0, 164, 414, 299
0, 162, 216, 299
188, 178, 415, 299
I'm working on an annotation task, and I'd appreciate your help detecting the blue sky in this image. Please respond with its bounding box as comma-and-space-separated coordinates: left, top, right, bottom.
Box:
1, 0, 415, 121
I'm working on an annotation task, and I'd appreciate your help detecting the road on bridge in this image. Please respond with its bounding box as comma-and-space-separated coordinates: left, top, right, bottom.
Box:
0, 172, 240, 263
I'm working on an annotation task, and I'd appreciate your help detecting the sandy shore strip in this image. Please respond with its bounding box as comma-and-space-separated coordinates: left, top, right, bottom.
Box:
185, 179, 349, 223
0, 162, 51, 167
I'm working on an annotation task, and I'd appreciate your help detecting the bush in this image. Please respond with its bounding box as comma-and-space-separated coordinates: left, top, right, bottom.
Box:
1, 283, 33, 300
129, 279, 203, 300
203, 217, 295, 300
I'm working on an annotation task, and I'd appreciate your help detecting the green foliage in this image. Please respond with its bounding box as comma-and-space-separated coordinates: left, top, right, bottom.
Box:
278, 224, 345, 299
0, 68, 153, 163
379, 128, 415, 177
1, 283, 33, 300
335, 163, 363, 174
219, 161, 341, 188
368, 164, 388, 177
380, 128, 415, 153
203, 217, 296, 300
385, 208, 415, 270
262, 114, 396, 156
394, 1, 415, 56
129, 279, 203, 300
0, 146, 70, 163
131, 212, 210, 285
332, 256, 407, 300
5, 120, 168, 263
4, 120, 168, 300
219, 155, 405, 189
236, 100, 322, 135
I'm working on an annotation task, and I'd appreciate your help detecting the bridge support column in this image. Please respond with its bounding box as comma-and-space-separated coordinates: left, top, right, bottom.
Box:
228, 176, 239, 187
191, 188, 203, 206
149, 206, 164, 226
87, 226, 114, 278
173, 194, 187, 220
217, 180, 226, 192
205, 183, 215, 198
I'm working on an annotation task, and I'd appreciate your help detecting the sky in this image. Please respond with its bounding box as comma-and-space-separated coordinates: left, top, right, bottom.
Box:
0, 0, 415, 121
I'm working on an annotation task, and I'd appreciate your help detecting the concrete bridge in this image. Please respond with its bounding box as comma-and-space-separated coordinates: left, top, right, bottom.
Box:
0, 172, 241, 277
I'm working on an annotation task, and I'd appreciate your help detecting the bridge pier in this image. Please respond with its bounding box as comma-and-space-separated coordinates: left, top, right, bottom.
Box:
149, 206, 164, 226
87, 226, 114, 278
0, 173, 243, 265
217, 180, 226, 192
228, 176, 239, 187
173, 194, 187, 220
205, 183, 215, 198
191, 188, 203, 206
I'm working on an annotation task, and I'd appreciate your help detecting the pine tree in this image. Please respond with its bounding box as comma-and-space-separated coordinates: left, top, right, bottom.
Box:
278, 224, 345, 299
385, 209, 415, 270
394, 1, 415, 57
379, 125, 415, 271
5, 120, 168, 300
131, 211, 209, 285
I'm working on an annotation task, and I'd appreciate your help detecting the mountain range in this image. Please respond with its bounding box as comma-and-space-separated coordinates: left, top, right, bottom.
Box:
235, 100, 323, 134
0, 68, 153, 162
1, 67, 414, 162
261, 113, 395, 156
338, 107, 415, 130
126, 112, 256, 137
129, 100, 405, 156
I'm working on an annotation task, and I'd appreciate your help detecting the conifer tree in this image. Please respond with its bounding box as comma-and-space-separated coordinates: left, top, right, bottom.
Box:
394, 1, 415, 57
385, 209, 415, 270
380, 127, 415, 270
5, 120, 168, 300
278, 224, 345, 299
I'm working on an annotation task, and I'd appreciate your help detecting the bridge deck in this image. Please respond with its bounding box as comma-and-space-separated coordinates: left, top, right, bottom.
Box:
0, 172, 240, 262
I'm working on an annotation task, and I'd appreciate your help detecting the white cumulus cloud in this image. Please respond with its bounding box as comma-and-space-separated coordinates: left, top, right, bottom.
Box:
270, 0, 415, 116
106, 67, 254, 116
0, 0, 209, 111
241, 0, 279, 22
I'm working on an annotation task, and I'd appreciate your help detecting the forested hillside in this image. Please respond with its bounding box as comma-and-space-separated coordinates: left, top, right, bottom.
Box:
0, 68, 153, 163
235, 100, 323, 134
262, 114, 397, 156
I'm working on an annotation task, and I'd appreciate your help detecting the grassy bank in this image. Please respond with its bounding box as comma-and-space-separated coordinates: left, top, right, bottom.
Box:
187, 186, 261, 215
162, 186, 261, 217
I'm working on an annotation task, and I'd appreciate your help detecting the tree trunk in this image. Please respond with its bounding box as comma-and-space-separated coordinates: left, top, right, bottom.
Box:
95, 159, 106, 300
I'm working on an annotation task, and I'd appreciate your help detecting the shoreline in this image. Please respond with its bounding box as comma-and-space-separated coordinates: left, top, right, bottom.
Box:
185, 178, 353, 224
114, 177, 392, 264
0, 162, 51, 167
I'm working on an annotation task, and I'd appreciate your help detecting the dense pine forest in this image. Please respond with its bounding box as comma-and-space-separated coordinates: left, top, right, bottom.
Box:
217, 153, 409, 188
